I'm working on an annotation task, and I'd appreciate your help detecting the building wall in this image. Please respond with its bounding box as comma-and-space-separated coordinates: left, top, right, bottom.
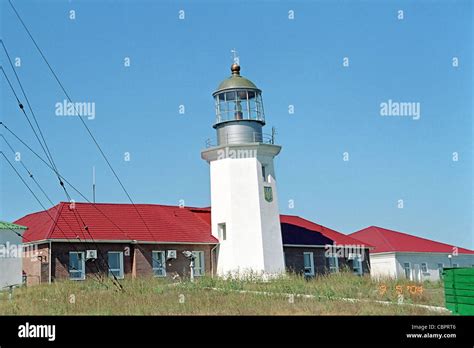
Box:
0, 228, 25, 288
394, 252, 474, 281
341, 248, 371, 274
22, 243, 49, 286
283, 246, 371, 276
52, 243, 133, 281
133, 244, 214, 279
24, 241, 376, 283
368, 252, 398, 279
369, 252, 474, 281
284, 247, 328, 275
47, 242, 214, 282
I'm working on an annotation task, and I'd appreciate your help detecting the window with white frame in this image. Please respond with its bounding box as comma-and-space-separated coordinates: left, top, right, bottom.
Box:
69, 251, 85, 280
453, 263, 459, 268
303, 252, 314, 276
192, 251, 205, 276
421, 262, 428, 273
437, 263, 444, 279
404, 262, 411, 280
152, 251, 166, 277
108, 251, 124, 279
328, 255, 339, 273
218, 223, 227, 241
352, 255, 363, 275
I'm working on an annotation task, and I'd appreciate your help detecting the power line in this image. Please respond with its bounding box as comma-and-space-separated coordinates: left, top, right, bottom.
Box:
1, 136, 120, 289
1, 122, 87, 200
0, 139, 96, 274
7, 0, 157, 245
1, 134, 54, 206
0, 151, 115, 287
2, 125, 172, 270
0, 56, 74, 209
1, 149, 89, 245
0, 65, 55, 173
0, 63, 86, 243
2, 41, 91, 237
1, 134, 94, 249
0, 40, 59, 175
7, 0, 169, 276
0, 111, 122, 290
1, 47, 124, 290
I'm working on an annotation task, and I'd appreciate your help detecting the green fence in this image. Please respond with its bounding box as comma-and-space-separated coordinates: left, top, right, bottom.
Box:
443, 267, 474, 315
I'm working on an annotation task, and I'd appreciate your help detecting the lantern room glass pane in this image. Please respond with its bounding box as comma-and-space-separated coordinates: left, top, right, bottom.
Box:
225, 91, 236, 101
214, 90, 264, 124
236, 90, 247, 100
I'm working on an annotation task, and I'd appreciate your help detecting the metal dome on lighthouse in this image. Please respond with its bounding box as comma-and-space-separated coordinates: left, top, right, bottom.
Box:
212, 62, 267, 145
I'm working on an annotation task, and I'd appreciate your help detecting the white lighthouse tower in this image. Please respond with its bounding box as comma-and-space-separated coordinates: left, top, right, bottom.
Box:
201, 62, 285, 277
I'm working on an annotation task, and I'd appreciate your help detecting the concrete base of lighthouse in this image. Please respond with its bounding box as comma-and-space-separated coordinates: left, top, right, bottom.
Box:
201, 143, 286, 278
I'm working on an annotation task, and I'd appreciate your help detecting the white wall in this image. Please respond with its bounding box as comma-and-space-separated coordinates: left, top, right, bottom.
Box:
394, 252, 474, 281
369, 252, 398, 278
370, 252, 474, 281
202, 143, 285, 277
0, 228, 24, 288
210, 157, 265, 272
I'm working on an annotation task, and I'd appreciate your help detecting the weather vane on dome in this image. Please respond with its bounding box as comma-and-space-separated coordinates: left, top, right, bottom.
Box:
231, 48, 239, 65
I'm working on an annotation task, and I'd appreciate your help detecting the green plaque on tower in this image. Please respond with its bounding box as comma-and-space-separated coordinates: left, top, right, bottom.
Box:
264, 186, 273, 202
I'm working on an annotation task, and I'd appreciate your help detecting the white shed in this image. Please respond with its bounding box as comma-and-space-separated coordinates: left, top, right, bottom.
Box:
0, 221, 27, 289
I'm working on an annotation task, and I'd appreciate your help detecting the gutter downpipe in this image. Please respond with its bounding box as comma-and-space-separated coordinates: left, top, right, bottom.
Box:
210, 244, 219, 277
48, 240, 52, 284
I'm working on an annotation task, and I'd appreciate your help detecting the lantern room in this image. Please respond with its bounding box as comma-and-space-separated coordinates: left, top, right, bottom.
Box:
212, 63, 268, 145
213, 63, 265, 126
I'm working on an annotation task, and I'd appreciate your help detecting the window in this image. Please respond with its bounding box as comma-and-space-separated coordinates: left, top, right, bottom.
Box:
353, 255, 363, 275
421, 262, 428, 273
218, 223, 227, 241
437, 263, 444, 279
69, 251, 85, 280
453, 263, 459, 268
328, 255, 339, 273
152, 251, 166, 277
108, 251, 124, 279
192, 251, 205, 276
214, 89, 265, 124
262, 165, 267, 182
404, 262, 411, 280
303, 252, 314, 276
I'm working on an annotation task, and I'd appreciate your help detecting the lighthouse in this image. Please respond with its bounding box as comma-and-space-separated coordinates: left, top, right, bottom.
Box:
201, 62, 285, 277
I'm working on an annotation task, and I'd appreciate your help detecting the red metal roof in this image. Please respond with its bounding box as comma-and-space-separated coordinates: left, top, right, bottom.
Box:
16, 202, 218, 244
280, 215, 372, 247
350, 226, 474, 254
15, 203, 367, 247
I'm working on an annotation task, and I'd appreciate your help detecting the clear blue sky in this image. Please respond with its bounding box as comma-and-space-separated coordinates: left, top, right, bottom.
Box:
1, 0, 472, 249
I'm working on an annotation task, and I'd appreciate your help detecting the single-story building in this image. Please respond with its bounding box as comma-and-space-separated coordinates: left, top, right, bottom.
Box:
0, 221, 27, 289
350, 226, 474, 281
280, 215, 371, 276
15, 202, 371, 285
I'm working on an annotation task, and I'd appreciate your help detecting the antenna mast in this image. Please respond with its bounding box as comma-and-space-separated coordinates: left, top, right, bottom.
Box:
92, 166, 96, 203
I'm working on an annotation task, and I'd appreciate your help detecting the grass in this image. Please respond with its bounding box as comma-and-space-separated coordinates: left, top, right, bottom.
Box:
0, 272, 447, 315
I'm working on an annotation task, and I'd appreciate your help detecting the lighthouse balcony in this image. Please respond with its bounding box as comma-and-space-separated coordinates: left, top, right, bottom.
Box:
205, 131, 275, 148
